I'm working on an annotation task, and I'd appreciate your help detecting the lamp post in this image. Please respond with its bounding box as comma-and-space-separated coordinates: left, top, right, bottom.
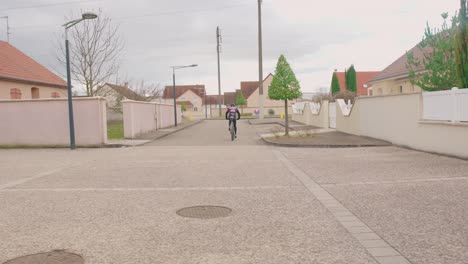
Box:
63, 12, 97, 150
171, 64, 198, 127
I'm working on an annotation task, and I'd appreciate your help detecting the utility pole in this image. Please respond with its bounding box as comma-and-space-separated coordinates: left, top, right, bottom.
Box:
257, 0, 264, 119
1, 16, 10, 43
217, 26, 222, 117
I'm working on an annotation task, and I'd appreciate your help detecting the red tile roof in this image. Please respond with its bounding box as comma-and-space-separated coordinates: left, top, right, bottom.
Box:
224, 92, 236, 106
370, 43, 430, 83
334, 71, 380, 96
239, 73, 274, 99
240, 81, 259, 99
163, 85, 205, 103
0, 40, 66, 88
205, 94, 223, 105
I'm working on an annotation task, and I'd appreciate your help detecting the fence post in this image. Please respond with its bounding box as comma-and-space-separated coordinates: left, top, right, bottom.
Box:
451, 87, 458, 122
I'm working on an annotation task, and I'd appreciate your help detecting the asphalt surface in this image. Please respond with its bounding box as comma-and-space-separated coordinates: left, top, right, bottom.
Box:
1, 121, 467, 263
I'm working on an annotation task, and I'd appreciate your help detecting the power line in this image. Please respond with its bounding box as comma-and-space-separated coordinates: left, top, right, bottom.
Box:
11, 2, 253, 31
2, 0, 100, 11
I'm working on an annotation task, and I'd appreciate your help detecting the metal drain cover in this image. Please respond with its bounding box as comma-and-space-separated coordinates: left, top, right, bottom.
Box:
3, 250, 84, 264
177, 205, 232, 219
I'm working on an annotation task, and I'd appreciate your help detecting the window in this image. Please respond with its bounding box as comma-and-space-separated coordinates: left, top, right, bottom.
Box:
31, 87, 40, 99
51, 92, 60, 98
194, 107, 198, 112
399, 86, 403, 94
10, 88, 22, 99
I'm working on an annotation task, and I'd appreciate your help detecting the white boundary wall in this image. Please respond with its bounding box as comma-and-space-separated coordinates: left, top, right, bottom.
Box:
292, 101, 329, 128
336, 93, 468, 159
0, 97, 107, 146
123, 100, 182, 139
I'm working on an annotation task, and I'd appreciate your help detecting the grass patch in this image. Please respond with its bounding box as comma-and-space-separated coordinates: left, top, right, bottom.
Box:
107, 120, 124, 139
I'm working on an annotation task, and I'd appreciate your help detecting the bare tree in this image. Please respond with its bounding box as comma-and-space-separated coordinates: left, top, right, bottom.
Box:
58, 10, 124, 96
118, 79, 163, 102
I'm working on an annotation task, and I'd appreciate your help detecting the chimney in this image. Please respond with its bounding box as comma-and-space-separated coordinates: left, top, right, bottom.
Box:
124, 82, 129, 88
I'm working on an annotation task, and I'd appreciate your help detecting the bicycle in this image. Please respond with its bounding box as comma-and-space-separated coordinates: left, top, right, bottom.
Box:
229, 117, 236, 141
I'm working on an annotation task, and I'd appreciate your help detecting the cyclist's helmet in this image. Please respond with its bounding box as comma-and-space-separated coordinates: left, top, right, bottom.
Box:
230, 104, 235, 107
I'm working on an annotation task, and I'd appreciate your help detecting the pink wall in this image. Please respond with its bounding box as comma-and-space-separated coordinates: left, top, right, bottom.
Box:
123, 100, 181, 139
0, 97, 107, 146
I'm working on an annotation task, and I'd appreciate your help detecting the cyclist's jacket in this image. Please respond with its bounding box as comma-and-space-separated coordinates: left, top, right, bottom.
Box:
225, 106, 241, 120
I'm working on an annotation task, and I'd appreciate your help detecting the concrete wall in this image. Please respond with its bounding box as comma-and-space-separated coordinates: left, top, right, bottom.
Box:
123, 100, 181, 139
336, 93, 468, 159
292, 101, 329, 128
0, 80, 67, 99
0, 97, 107, 146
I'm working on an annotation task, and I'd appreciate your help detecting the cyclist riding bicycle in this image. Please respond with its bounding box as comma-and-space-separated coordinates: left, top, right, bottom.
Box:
225, 104, 241, 137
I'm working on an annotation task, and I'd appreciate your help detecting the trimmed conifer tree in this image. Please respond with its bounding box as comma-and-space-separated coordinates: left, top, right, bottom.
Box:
331, 72, 340, 95
456, 0, 468, 88
269, 55, 302, 136
346, 65, 357, 93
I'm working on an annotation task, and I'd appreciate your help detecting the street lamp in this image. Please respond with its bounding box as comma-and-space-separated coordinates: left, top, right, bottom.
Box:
63, 12, 98, 150
170, 64, 198, 127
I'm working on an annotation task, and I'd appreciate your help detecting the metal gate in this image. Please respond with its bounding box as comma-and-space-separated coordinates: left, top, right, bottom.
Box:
329, 102, 336, 129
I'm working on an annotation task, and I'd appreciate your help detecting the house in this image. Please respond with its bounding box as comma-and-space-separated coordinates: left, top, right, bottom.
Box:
163, 85, 206, 117
369, 42, 429, 96
223, 91, 237, 106
0, 40, 67, 99
97, 83, 146, 108
205, 94, 224, 117
332, 70, 380, 96
231, 73, 294, 115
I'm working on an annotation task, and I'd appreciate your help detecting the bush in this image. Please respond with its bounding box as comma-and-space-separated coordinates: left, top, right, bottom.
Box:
241, 113, 253, 117
311, 93, 334, 103
333, 91, 356, 104
268, 109, 275, 115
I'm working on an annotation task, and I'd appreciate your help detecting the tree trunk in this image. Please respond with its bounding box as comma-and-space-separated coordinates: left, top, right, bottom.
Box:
285, 99, 289, 136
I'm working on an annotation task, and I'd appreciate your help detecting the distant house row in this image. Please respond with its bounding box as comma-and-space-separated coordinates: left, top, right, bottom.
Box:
161, 73, 294, 117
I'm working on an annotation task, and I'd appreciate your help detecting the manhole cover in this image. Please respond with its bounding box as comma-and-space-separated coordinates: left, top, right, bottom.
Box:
3, 250, 84, 264
176, 205, 232, 219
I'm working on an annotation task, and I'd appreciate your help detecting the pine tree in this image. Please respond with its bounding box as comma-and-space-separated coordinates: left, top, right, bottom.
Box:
456, 0, 468, 88
346, 65, 357, 93
180, 102, 186, 112
269, 55, 302, 135
236, 91, 247, 114
331, 72, 340, 95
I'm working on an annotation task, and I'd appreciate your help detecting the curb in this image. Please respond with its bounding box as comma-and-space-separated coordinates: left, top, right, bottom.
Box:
261, 136, 392, 149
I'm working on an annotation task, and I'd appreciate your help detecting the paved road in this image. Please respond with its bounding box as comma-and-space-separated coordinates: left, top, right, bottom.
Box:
1, 121, 467, 263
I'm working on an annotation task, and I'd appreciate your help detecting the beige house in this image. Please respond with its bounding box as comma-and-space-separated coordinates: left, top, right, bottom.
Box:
0, 40, 67, 99
163, 85, 205, 118
228, 74, 293, 115
97, 83, 147, 108
369, 42, 428, 96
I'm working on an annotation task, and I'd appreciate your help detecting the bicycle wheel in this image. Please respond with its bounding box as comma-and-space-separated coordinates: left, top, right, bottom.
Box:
230, 122, 235, 141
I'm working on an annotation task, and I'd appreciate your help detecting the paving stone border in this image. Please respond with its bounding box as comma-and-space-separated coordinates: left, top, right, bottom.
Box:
273, 149, 412, 264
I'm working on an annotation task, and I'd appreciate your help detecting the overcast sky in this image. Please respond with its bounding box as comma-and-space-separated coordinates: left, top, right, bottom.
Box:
0, 0, 461, 95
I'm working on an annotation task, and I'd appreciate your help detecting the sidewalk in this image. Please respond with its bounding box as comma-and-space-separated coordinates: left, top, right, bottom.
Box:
106, 119, 203, 147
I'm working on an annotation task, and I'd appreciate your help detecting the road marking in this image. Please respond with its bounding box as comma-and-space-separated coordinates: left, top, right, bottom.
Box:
0, 185, 301, 192
0, 167, 66, 190
273, 149, 412, 264
321, 176, 468, 187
